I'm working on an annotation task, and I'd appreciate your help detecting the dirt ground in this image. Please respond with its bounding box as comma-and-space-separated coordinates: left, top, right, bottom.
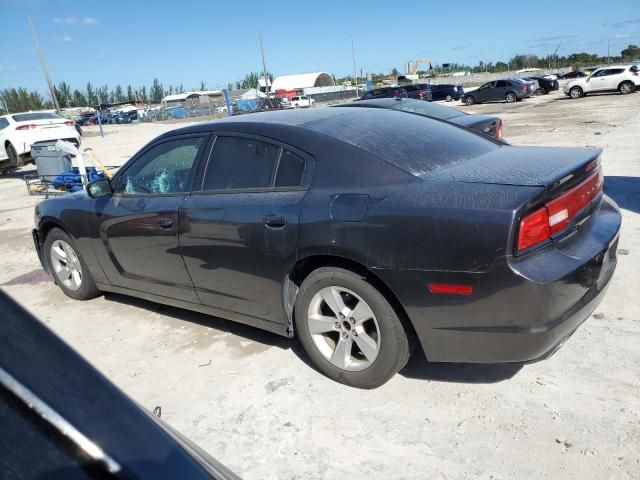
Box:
1, 87, 639, 480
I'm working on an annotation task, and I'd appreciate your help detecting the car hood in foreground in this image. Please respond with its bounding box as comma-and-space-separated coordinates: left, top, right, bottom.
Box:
426, 145, 601, 191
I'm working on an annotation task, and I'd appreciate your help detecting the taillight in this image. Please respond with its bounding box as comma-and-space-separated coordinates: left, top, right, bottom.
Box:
16, 124, 37, 130
495, 119, 503, 140
418, 89, 424, 99
517, 207, 551, 251
516, 167, 603, 252
632, 71, 639, 76
520, 84, 526, 91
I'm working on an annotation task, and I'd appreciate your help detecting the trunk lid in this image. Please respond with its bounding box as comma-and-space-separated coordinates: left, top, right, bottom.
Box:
426, 145, 601, 197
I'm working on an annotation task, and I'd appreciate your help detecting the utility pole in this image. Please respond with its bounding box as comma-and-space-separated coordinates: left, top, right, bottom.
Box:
259, 32, 270, 96
28, 16, 60, 112
352, 36, 359, 96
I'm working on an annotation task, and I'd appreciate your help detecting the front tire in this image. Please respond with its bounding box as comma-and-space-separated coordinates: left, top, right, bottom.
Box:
295, 267, 410, 389
619, 81, 635, 95
464, 95, 475, 105
44, 228, 100, 300
570, 86, 583, 99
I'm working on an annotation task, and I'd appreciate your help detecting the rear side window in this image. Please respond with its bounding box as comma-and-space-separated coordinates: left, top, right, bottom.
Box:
609, 69, 625, 75
275, 150, 305, 187
496, 80, 507, 87
204, 137, 279, 190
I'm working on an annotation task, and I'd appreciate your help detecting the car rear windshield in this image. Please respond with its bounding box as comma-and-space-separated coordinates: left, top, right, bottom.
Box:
12, 112, 62, 122
390, 99, 464, 121
305, 109, 499, 176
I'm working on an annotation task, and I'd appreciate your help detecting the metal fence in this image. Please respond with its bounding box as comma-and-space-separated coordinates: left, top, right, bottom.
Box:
427, 67, 573, 87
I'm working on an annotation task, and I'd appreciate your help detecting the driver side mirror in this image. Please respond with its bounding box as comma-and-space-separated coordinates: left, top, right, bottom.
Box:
87, 178, 113, 198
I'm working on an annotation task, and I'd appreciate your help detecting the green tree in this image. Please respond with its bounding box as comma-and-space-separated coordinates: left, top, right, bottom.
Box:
199, 80, 206, 91
150, 78, 164, 102
72, 89, 87, 107
86, 82, 97, 106
114, 85, 125, 102
621, 44, 640, 60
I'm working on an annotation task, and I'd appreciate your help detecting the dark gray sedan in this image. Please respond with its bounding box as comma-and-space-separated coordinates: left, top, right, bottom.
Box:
334, 97, 503, 139
461, 79, 528, 105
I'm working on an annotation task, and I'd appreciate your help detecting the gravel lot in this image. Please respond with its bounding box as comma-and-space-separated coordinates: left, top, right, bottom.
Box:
1, 87, 639, 479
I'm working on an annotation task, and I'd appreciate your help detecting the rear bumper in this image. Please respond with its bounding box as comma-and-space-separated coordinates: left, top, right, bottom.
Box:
377, 195, 621, 363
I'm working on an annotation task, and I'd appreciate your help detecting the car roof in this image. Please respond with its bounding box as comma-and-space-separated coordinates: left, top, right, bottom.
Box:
164, 107, 499, 176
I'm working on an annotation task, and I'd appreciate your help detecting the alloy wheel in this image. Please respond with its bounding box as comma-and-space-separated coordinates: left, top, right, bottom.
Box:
307, 286, 381, 371
50, 240, 83, 291
570, 87, 582, 99
620, 82, 633, 94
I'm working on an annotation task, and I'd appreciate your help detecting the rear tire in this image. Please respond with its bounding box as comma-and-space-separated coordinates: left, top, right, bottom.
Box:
570, 86, 583, 99
5, 143, 22, 168
464, 96, 475, 105
295, 267, 410, 389
505, 92, 517, 103
619, 81, 634, 95
44, 228, 101, 301
445, 94, 453, 102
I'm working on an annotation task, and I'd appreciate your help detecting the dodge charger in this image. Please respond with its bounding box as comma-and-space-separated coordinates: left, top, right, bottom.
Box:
32, 108, 621, 388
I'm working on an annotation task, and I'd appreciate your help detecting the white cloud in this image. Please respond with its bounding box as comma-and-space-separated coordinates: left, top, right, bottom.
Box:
54, 35, 74, 44
82, 17, 97, 25
53, 16, 77, 25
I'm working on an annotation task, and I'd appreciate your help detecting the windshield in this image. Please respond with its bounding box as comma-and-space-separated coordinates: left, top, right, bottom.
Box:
306, 108, 498, 176
389, 99, 464, 121
12, 112, 63, 122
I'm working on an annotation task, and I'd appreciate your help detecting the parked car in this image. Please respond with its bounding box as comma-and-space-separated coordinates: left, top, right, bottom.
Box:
461, 79, 528, 105
115, 112, 132, 124
519, 78, 540, 95
33, 108, 620, 388
523, 76, 560, 94
0, 111, 80, 172
359, 84, 432, 101
75, 112, 97, 126
358, 86, 408, 100
290, 95, 315, 108
564, 65, 639, 98
0, 290, 240, 480
164, 106, 188, 119
429, 84, 465, 102
334, 98, 504, 139
561, 70, 588, 80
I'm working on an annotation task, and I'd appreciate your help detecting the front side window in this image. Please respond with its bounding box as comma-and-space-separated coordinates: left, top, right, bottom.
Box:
116, 137, 204, 195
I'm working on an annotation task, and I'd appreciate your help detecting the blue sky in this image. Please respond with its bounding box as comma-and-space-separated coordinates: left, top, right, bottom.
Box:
1, 0, 639, 94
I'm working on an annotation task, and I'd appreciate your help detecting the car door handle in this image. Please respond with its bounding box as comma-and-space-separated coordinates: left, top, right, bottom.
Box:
157, 217, 174, 229
263, 215, 287, 228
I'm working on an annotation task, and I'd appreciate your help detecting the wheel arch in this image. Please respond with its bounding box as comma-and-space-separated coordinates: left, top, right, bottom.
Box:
618, 80, 635, 92
283, 254, 418, 346
38, 219, 73, 272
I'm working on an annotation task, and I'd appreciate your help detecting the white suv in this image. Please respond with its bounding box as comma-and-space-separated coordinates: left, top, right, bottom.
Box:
290, 95, 315, 108
564, 65, 639, 98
